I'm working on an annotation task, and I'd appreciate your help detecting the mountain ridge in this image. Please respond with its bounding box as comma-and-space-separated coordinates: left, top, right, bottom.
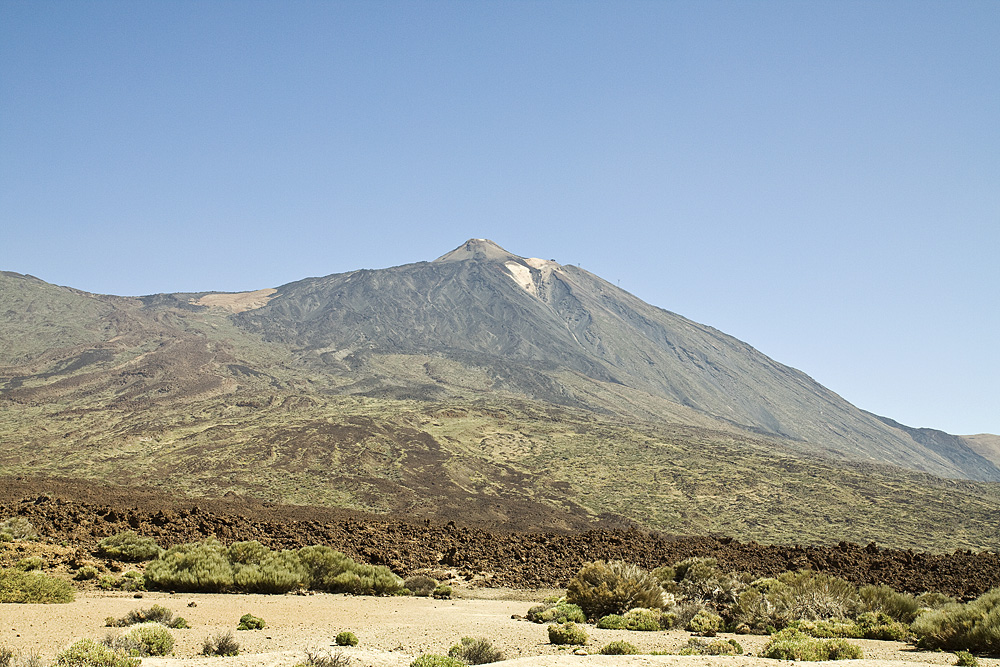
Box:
2, 240, 999, 550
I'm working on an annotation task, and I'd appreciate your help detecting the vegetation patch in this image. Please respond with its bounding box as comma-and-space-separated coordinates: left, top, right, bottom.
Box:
410, 655, 464, 667
55, 639, 138, 667
547, 622, 587, 645
201, 631, 239, 657
335, 631, 358, 647
447, 637, 503, 665
106, 604, 189, 629
0, 568, 74, 603
599, 641, 639, 655
237, 613, 266, 630
566, 560, 664, 619
911, 587, 1000, 654
97, 531, 162, 561
763, 628, 863, 661
678, 638, 744, 656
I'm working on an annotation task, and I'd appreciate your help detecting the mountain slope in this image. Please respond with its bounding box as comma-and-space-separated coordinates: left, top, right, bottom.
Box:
2, 242, 1000, 551
232, 239, 1000, 482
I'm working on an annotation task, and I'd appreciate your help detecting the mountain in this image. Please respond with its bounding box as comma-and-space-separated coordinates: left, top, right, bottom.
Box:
2, 242, 999, 550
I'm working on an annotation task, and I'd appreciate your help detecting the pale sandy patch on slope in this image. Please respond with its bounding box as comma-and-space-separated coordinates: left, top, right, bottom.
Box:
193, 289, 277, 313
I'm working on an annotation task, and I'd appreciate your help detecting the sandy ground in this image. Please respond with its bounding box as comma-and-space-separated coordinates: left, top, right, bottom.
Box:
1, 588, 995, 667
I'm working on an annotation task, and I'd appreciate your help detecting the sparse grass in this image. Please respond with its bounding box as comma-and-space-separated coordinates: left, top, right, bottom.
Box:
410, 656, 463, 667
447, 637, 503, 665
0, 568, 74, 603
201, 631, 239, 657
299, 649, 351, 667
106, 604, 188, 629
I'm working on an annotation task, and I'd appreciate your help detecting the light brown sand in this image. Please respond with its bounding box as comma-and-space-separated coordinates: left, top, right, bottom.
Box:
1, 589, 995, 667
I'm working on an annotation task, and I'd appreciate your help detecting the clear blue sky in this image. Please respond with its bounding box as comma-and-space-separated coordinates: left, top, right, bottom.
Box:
2, 1, 997, 435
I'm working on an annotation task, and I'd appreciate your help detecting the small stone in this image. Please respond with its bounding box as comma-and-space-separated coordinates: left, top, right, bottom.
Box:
573, 649, 588, 655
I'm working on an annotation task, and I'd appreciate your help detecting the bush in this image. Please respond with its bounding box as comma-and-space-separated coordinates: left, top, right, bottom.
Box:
201, 631, 239, 657
778, 571, 862, 621
860, 585, 920, 624
763, 628, 863, 661
147, 540, 234, 593
855, 611, 909, 641
15, 557, 43, 572
404, 575, 438, 597
448, 637, 503, 665
410, 655, 464, 667
433, 585, 452, 599
566, 560, 665, 619
687, 609, 723, 636
596, 614, 626, 629
955, 651, 980, 667
656, 557, 741, 606
0, 647, 43, 667
74, 566, 99, 581
0, 518, 37, 542
107, 604, 188, 629
122, 623, 174, 656
911, 587, 1000, 654
237, 613, 266, 630
0, 568, 74, 603
97, 531, 162, 562
298, 649, 351, 667
679, 638, 744, 656
548, 622, 587, 645
233, 550, 306, 594
55, 639, 139, 667
621, 607, 665, 631
335, 632, 358, 647
917, 592, 957, 610
526, 602, 586, 624
600, 641, 639, 655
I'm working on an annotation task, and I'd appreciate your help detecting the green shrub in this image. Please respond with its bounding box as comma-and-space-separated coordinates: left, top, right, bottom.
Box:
526, 602, 586, 624
237, 613, 265, 630
297, 546, 355, 590
955, 650, 980, 667
778, 571, 862, 621
404, 575, 438, 597
912, 588, 1000, 654
146, 539, 234, 593
621, 607, 664, 631
0, 568, 74, 603
433, 585, 452, 599
600, 641, 639, 655
855, 611, 909, 641
55, 639, 138, 667
679, 638, 744, 656
596, 614, 626, 629
687, 609, 723, 636
74, 566, 99, 581
15, 557, 43, 572
655, 557, 741, 606
410, 655, 464, 667
917, 592, 957, 610
763, 628, 863, 661
860, 585, 921, 623
548, 622, 587, 645
447, 637, 503, 665
108, 604, 188, 629
97, 531, 162, 562
566, 560, 665, 619
0, 518, 37, 542
335, 631, 358, 647
233, 550, 306, 594
122, 623, 174, 656
201, 631, 239, 657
